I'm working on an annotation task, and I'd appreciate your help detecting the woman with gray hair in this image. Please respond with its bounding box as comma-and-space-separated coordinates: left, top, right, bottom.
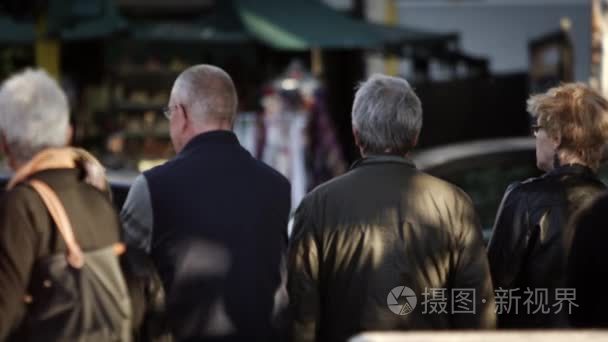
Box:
0, 69, 128, 340
0, 69, 172, 341
488, 83, 608, 329
0, 71, 72, 169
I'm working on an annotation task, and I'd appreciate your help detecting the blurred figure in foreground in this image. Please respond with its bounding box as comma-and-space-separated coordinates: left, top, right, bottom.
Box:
488, 83, 608, 328
568, 190, 608, 327
288, 74, 496, 342
121, 64, 291, 341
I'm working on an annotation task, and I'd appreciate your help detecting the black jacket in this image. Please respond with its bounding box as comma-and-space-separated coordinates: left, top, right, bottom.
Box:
567, 191, 608, 327
122, 130, 292, 341
288, 155, 496, 342
488, 164, 605, 328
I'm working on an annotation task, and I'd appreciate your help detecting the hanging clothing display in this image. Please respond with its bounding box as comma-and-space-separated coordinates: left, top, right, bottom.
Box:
261, 111, 308, 210
234, 61, 346, 211
233, 112, 258, 155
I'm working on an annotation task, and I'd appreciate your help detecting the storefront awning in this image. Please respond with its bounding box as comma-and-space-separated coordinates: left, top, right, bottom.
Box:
236, 0, 380, 50
234, 0, 455, 50
0, 0, 127, 43
132, 21, 249, 43
48, 0, 128, 40
0, 0, 455, 50
372, 23, 458, 47
131, 2, 249, 43
0, 16, 35, 44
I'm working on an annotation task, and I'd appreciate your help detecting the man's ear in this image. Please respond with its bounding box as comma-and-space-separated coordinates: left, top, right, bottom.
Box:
65, 124, 74, 145
177, 104, 190, 133
352, 127, 367, 157
411, 131, 420, 149
1, 135, 17, 170
352, 127, 360, 147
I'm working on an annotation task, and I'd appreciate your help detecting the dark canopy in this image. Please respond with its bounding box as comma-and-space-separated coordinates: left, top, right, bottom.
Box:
0, 0, 456, 50
131, 1, 249, 43
0, 16, 34, 44
234, 0, 455, 50
0, 0, 127, 42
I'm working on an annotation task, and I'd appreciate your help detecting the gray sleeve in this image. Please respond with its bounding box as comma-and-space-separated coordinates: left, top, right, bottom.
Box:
120, 174, 153, 253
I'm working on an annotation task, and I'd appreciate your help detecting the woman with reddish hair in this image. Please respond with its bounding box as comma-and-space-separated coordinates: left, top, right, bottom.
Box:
488, 83, 608, 328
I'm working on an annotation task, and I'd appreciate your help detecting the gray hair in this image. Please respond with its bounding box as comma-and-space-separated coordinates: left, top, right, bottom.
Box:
171, 64, 238, 124
352, 74, 422, 154
0, 69, 70, 164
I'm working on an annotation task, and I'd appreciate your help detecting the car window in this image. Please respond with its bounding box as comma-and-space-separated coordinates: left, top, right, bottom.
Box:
426, 151, 541, 240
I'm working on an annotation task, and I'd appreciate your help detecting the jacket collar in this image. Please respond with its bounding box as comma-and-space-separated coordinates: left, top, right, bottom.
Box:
350, 154, 416, 170
545, 163, 596, 179
7, 147, 107, 191
181, 130, 239, 155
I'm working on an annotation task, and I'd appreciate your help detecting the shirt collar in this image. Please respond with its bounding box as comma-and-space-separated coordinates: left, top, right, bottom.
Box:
181, 130, 239, 155
545, 163, 596, 179
350, 154, 417, 170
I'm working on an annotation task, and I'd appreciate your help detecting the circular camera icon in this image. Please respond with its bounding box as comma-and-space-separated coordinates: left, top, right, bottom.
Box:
387, 286, 417, 315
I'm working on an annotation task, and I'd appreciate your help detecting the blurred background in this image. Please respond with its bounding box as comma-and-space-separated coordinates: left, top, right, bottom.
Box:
0, 0, 604, 231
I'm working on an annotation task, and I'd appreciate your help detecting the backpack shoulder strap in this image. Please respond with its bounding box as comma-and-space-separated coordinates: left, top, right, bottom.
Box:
28, 179, 84, 268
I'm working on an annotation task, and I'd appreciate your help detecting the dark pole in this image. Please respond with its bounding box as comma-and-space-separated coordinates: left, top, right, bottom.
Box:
322, 0, 366, 164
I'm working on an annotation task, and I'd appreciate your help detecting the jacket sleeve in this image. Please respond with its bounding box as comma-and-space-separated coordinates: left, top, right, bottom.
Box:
120, 175, 175, 341
487, 183, 529, 289
287, 198, 321, 342
121, 174, 154, 253
0, 189, 38, 339
120, 249, 173, 342
567, 194, 608, 327
450, 191, 497, 329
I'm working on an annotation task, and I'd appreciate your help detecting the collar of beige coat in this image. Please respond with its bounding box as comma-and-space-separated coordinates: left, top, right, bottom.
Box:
7, 147, 108, 192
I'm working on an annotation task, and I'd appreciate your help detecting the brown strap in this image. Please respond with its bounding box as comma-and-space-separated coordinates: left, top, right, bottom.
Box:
29, 180, 85, 268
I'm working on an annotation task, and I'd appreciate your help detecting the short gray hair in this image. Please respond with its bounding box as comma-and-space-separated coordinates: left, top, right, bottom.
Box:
352, 74, 422, 154
0, 69, 70, 163
171, 64, 238, 124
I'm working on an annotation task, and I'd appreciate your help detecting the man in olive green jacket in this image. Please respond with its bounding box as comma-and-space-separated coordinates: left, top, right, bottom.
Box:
288, 74, 496, 342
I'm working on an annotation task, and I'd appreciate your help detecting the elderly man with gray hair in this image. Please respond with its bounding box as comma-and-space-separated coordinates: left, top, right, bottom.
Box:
288, 74, 496, 342
121, 64, 291, 341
